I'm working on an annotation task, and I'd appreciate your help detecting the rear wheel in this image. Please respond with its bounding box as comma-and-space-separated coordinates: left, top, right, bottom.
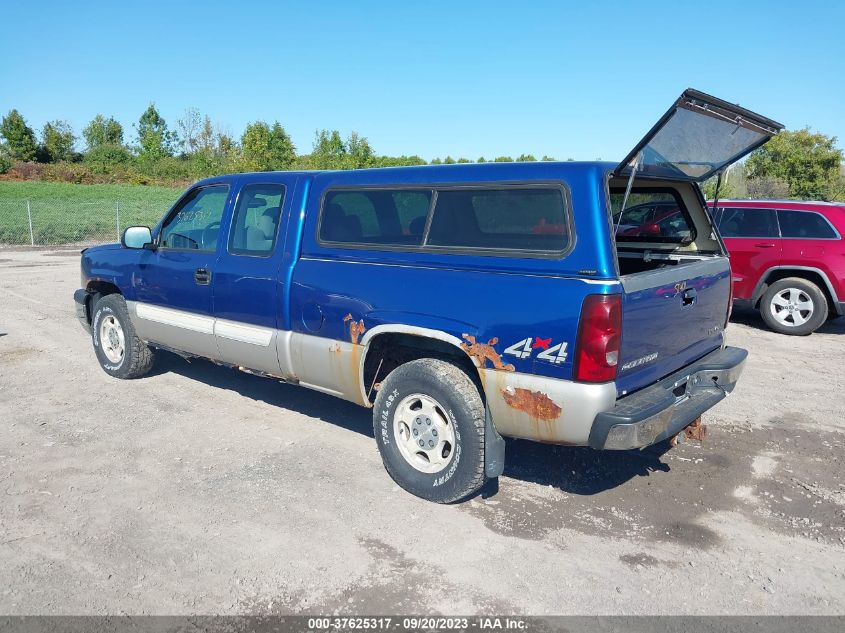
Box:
760, 277, 828, 335
373, 358, 486, 503
92, 294, 155, 378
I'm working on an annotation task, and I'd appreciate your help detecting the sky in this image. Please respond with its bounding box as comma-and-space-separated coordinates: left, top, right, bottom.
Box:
1, 0, 843, 162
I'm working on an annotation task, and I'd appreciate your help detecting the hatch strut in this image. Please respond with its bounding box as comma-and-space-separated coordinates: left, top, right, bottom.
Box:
614, 151, 642, 236
710, 169, 724, 216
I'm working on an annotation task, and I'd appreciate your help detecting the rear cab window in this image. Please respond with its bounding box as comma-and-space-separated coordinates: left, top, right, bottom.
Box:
318, 184, 571, 256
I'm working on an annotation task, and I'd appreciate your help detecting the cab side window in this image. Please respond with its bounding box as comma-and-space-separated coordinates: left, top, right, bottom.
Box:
159, 185, 230, 251
320, 189, 432, 246
718, 207, 779, 238
229, 184, 286, 256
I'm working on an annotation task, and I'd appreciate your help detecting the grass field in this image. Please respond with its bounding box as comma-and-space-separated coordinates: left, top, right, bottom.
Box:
0, 181, 182, 245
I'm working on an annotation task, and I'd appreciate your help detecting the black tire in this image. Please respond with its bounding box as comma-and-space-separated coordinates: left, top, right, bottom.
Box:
373, 358, 486, 503
759, 277, 828, 336
91, 294, 155, 379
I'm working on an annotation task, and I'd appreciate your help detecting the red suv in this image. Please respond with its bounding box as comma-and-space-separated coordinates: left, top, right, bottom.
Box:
709, 200, 845, 335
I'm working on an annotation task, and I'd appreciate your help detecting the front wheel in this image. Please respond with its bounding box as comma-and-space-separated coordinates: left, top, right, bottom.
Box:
760, 277, 828, 336
91, 294, 155, 378
373, 358, 486, 503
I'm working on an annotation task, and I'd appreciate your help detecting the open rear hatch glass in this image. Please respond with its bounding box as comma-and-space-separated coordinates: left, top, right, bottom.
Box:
615, 88, 784, 181
611, 89, 781, 397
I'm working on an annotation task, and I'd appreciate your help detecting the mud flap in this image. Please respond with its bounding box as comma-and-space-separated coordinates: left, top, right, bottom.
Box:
484, 407, 506, 478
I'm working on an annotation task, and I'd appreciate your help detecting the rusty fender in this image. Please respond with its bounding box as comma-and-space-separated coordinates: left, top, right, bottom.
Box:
481, 368, 617, 445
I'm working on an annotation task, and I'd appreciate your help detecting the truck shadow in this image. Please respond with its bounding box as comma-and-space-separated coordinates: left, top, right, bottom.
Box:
150, 351, 375, 439
152, 350, 672, 497
500, 438, 671, 496
730, 306, 845, 334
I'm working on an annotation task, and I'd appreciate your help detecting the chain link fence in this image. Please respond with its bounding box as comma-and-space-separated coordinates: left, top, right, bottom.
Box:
0, 200, 165, 246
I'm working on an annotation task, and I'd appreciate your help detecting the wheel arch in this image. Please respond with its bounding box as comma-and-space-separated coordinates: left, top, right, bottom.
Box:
82, 279, 123, 324
359, 325, 483, 405
752, 266, 840, 315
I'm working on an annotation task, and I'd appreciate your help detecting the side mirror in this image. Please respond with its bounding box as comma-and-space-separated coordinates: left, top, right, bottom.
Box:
122, 226, 153, 249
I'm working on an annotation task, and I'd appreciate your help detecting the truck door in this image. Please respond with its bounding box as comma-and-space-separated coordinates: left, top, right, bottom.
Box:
131, 183, 233, 359
212, 178, 295, 376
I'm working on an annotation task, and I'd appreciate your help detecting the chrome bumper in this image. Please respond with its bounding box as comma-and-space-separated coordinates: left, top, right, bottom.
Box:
588, 346, 747, 450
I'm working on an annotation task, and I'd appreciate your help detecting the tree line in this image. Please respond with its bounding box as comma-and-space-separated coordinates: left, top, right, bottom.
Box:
1, 104, 843, 200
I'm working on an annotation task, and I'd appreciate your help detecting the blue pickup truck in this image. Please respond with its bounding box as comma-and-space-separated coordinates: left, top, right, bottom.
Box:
74, 90, 782, 502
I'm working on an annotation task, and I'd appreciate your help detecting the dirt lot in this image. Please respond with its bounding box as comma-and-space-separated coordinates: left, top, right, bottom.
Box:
1, 248, 844, 615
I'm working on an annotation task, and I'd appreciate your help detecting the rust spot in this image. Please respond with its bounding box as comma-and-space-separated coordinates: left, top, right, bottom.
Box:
330, 342, 342, 354
684, 417, 707, 442
343, 313, 366, 345
501, 387, 562, 421
460, 334, 515, 371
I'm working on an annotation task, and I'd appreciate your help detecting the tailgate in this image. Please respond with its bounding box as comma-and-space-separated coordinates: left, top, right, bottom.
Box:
616, 257, 730, 397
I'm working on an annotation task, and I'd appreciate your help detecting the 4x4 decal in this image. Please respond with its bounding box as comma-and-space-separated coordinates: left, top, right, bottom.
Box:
504, 337, 569, 365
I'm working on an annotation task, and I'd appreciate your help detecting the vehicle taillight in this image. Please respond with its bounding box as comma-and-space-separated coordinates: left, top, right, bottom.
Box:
573, 294, 622, 383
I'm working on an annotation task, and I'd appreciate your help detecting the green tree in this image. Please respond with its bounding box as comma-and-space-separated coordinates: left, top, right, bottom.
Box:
746, 128, 843, 200
477, 157, 487, 163
82, 114, 124, 149
41, 120, 76, 162
136, 103, 175, 160
176, 107, 202, 155
240, 121, 296, 171
542, 155, 556, 161
0, 109, 38, 161
310, 130, 346, 169
516, 154, 537, 162
345, 132, 374, 169
82, 114, 130, 171
309, 130, 374, 170
374, 155, 426, 167
701, 170, 736, 200
493, 156, 513, 162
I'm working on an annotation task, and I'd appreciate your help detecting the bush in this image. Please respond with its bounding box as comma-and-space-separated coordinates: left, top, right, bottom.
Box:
0, 153, 11, 174
85, 144, 133, 174
41, 162, 97, 184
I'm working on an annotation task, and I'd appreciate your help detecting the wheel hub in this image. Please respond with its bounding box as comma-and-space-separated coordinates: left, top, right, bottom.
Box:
99, 314, 125, 364
393, 394, 455, 474
771, 288, 813, 327
412, 415, 439, 450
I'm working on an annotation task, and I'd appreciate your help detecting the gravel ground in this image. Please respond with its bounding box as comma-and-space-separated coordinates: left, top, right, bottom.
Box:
1, 248, 843, 615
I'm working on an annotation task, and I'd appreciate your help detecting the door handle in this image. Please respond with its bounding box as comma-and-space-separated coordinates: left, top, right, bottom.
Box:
754, 242, 776, 248
194, 268, 211, 285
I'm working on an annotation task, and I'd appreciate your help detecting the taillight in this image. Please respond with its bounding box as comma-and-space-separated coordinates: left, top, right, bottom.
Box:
573, 294, 622, 383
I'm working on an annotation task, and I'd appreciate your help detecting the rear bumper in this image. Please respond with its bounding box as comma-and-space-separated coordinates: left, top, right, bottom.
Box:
73, 289, 91, 331
588, 346, 747, 450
